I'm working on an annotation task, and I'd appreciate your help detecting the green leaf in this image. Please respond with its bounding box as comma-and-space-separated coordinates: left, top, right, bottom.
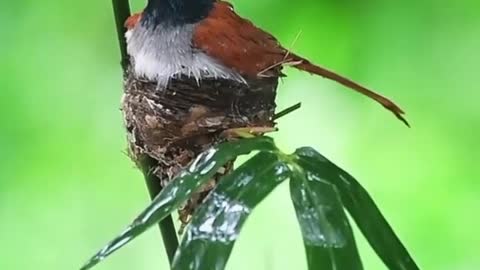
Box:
290, 166, 363, 270
294, 147, 420, 270
80, 137, 278, 270
172, 151, 291, 270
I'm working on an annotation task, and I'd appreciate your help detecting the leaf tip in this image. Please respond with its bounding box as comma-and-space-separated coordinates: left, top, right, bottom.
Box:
79, 256, 100, 270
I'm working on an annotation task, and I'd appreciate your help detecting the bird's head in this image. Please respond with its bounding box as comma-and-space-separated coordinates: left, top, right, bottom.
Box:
143, 0, 215, 26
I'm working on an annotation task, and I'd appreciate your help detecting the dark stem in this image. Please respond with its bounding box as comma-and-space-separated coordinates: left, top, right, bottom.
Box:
141, 159, 180, 265
111, 0, 131, 70
273, 102, 302, 120
111, 0, 179, 265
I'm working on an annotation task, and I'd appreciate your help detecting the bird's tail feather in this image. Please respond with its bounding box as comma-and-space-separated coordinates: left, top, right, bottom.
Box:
291, 55, 409, 127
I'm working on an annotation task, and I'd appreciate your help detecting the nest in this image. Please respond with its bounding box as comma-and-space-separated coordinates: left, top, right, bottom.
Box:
121, 69, 278, 226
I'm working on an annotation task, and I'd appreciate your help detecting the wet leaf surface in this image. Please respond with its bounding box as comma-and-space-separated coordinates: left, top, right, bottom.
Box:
80, 137, 278, 270
171, 151, 291, 270
80, 139, 419, 270
290, 166, 363, 270
294, 147, 420, 270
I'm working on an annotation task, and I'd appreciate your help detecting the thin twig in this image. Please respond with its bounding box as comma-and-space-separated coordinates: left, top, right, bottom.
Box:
111, 0, 179, 265
282, 29, 303, 62
257, 30, 303, 77
273, 102, 302, 120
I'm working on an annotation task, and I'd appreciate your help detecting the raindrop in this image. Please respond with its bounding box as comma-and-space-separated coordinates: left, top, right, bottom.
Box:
200, 161, 216, 175
188, 148, 217, 173
235, 172, 254, 187
187, 193, 250, 244
306, 171, 330, 185
139, 194, 174, 223
297, 147, 328, 162
274, 163, 290, 177
338, 173, 352, 187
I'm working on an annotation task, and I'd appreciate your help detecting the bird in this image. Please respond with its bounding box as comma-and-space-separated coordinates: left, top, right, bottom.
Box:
124, 0, 409, 126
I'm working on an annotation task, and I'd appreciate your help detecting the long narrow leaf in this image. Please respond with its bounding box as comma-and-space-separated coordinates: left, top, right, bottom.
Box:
294, 147, 420, 270
80, 137, 278, 270
290, 167, 363, 270
172, 151, 291, 270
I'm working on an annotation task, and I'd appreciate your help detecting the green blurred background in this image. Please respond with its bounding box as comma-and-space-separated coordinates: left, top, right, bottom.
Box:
1, 0, 479, 269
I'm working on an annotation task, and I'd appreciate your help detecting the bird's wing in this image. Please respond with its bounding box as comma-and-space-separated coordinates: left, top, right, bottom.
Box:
193, 1, 289, 77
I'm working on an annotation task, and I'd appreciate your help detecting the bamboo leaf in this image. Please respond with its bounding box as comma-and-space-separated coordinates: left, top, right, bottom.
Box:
290, 166, 363, 270
80, 137, 278, 270
294, 147, 420, 270
172, 151, 291, 270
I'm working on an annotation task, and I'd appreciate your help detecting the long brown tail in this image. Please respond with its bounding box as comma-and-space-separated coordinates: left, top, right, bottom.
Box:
291, 55, 409, 127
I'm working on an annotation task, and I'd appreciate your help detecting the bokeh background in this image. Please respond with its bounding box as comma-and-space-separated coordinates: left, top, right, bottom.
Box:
1, 0, 479, 269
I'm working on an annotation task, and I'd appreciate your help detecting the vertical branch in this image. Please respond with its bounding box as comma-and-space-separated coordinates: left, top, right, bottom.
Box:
111, 0, 131, 70
111, 0, 179, 265
141, 158, 180, 266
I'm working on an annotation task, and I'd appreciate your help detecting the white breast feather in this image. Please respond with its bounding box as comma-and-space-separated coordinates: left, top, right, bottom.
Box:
126, 24, 246, 86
